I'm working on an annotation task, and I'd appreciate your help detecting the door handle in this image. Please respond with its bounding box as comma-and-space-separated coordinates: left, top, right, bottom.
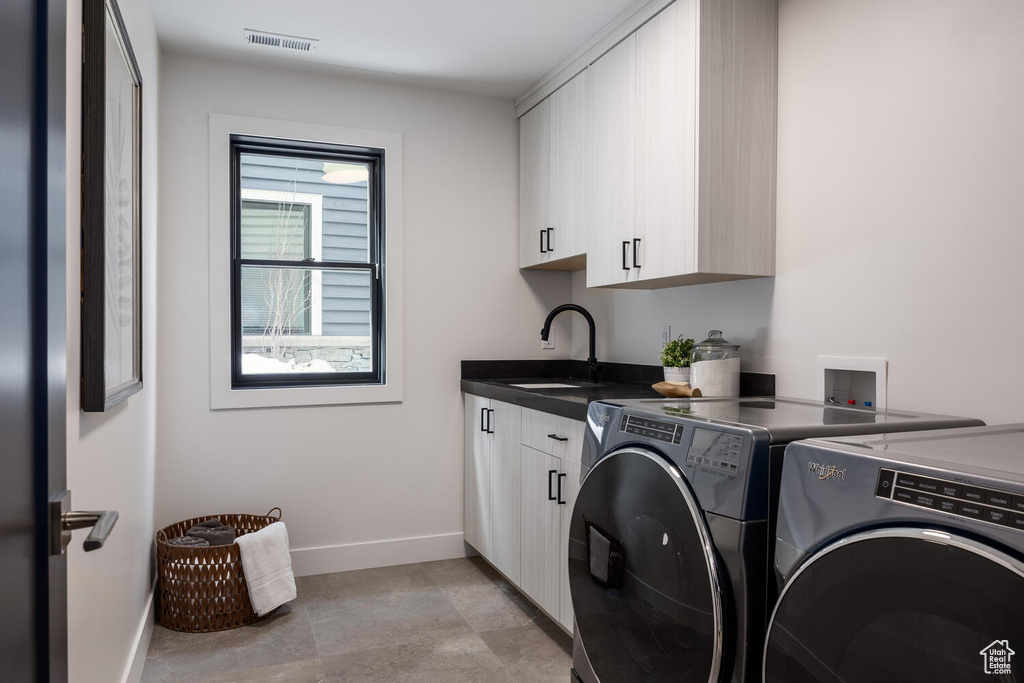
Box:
486, 409, 495, 434
633, 238, 641, 269
547, 433, 568, 442
546, 227, 554, 253
557, 473, 567, 504
540, 229, 547, 253
481, 407, 487, 432
49, 490, 118, 555
548, 469, 558, 501
622, 240, 630, 270
65, 511, 119, 552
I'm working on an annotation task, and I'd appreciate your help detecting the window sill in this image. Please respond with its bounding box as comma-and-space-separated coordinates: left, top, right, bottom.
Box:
210, 379, 402, 410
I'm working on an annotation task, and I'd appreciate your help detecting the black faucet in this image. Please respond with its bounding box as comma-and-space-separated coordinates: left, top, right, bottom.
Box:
540, 304, 600, 383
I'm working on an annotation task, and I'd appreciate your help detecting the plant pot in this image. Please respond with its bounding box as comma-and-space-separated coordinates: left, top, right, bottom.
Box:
663, 366, 690, 383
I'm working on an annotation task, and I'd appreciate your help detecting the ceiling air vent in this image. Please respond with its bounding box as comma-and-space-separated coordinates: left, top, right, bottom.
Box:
243, 29, 318, 54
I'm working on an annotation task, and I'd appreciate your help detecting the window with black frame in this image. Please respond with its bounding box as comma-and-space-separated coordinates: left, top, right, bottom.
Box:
230, 135, 384, 388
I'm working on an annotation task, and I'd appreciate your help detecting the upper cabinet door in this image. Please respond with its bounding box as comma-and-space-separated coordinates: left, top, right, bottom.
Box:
635, 0, 698, 283
549, 71, 587, 264
585, 34, 637, 288
519, 97, 552, 269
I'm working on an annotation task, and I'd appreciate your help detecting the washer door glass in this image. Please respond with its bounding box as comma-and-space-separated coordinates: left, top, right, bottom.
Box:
764, 529, 1024, 682
569, 447, 722, 683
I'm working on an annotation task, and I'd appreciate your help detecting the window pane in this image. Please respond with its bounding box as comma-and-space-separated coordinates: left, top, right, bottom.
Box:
240, 265, 310, 335
240, 266, 373, 375
239, 153, 370, 263
240, 199, 309, 261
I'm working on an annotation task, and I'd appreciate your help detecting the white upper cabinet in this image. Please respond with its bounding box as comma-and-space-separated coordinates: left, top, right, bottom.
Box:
585, 34, 638, 287
520, 72, 587, 270
549, 73, 587, 264
522, 0, 777, 290
519, 96, 551, 269
634, 0, 698, 283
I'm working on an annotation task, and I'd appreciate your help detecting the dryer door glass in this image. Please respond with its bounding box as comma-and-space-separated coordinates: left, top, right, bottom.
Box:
569, 447, 722, 683
764, 530, 1024, 682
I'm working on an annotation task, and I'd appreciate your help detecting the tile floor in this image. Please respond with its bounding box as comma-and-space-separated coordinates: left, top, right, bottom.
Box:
141, 557, 573, 682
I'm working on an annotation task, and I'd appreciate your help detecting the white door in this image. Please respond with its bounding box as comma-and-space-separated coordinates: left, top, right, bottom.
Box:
585, 34, 637, 287
558, 459, 582, 631
549, 71, 587, 262
519, 97, 552, 268
488, 400, 522, 582
635, 0, 699, 283
520, 445, 562, 617
463, 394, 491, 558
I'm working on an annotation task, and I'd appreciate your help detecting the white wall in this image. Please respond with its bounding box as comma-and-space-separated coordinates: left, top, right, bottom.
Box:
572, 0, 1024, 425
156, 53, 571, 573
65, 0, 160, 681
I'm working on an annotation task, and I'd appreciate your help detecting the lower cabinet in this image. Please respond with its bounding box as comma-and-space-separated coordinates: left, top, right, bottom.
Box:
463, 394, 584, 633
463, 394, 521, 581
463, 394, 491, 558
489, 401, 523, 583
558, 460, 581, 628
520, 445, 563, 618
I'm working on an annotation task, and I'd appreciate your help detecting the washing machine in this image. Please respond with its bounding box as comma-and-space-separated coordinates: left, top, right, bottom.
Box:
766, 424, 1024, 683
568, 397, 982, 683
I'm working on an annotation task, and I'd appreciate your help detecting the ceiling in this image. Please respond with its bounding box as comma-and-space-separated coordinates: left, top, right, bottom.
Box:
149, 0, 639, 98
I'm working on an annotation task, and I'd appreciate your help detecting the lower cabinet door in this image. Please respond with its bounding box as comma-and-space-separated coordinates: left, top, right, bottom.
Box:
520, 445, 562, 618
558, 460, 582, 632
488, 401, 522, 583
464, 394, 491, 559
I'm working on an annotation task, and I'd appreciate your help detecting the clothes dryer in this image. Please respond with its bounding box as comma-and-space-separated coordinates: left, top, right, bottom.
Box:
766, 424, 1024, 683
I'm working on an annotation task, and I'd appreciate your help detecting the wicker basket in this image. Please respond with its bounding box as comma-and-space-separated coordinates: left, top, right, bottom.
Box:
155, 508, 282, 632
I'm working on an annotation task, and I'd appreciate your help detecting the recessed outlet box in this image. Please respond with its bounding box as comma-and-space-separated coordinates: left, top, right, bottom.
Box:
661, 326, 672, 345
816, 356, 887, 409
541, 330, 555, 350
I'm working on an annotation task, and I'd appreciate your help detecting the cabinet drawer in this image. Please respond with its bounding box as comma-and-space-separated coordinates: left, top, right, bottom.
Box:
522, 408, 585, 465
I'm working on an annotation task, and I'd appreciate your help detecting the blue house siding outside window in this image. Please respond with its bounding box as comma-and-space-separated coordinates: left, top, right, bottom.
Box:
240, 155, 371, 338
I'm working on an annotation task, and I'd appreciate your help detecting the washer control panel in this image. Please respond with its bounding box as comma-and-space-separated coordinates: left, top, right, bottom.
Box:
876, 468, 1024, 531
620, 415, 683, 444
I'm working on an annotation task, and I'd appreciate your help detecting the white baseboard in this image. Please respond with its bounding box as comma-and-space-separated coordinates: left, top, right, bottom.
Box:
123, 587, 155, 683
290, 532, 468, 577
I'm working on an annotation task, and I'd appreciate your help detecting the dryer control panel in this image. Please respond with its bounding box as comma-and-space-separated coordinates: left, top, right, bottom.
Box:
876, 468, 1024, 532
687, 428, 743, 480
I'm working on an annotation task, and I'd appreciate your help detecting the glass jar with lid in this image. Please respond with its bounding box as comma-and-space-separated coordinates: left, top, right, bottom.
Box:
690, 330, 741, 397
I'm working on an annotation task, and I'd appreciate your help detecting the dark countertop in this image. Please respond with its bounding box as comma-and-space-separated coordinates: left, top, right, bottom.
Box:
460, 377, 661, 421
461, 359, 776, 421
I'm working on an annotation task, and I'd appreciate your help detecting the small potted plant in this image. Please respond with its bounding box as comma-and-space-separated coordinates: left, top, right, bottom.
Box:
660, 335, 696, 383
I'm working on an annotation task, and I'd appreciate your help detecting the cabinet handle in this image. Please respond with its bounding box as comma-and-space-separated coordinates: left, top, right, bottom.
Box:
548, 469, 557, 501
557, 473, 566, 505
622, 241, 630, 271
486, 409, 495, 434
546, 227, 554, 253
540, 229, 547, 254
547, 433, 568, 442
633, 238, 641, 269
480, 407, 487, 433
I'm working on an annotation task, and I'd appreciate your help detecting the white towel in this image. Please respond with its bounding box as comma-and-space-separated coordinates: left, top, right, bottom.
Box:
234, 521, 297, 617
